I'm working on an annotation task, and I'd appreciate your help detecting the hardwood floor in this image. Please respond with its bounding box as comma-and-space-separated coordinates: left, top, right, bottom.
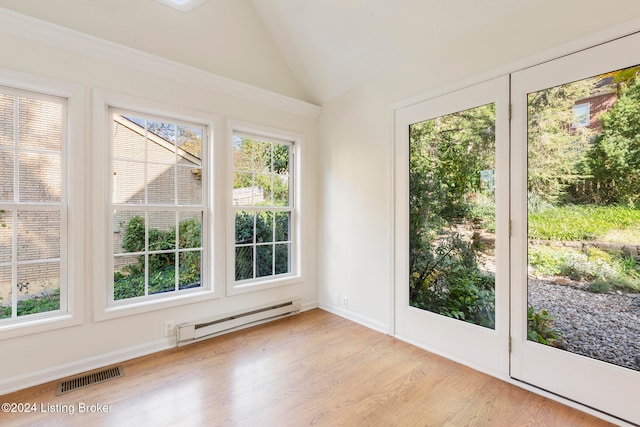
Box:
1, 309, 614, 426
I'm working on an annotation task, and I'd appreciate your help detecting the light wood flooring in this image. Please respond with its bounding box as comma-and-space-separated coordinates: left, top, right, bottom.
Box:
1, 309, 614, 426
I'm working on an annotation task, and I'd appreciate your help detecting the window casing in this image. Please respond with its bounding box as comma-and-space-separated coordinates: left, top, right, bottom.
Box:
231, 130, 297, 290
0, 86, 68, 325
108, 108, 208, 305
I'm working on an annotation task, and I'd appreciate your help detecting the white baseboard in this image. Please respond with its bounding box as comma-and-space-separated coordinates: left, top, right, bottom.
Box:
319, 302, 389, 335
300, 300, 319, 312
0, 338, 175, 396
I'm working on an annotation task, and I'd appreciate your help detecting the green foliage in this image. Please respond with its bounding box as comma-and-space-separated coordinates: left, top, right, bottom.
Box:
527, 79, 595, 203
410, 235, 495, 329
233, 137, 290, 206
528, 205, 640, 241
527, 307, 563, 347
587, 279, 612, 294
16, 289, 60, 315
409, 104, 496, 329
121, 215, 145, 253
467, 192, 495, 233
410, 104, 495, 230
529, 245, 640, 292
580, 79, 640, 204
234, 211, 289, 281
114, 216, 202, 301
1, 290, 62, 319
529, 245, 617, 282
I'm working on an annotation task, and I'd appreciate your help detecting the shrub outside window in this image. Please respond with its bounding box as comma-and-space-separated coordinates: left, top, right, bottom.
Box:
0, 87, 66, 323
232, 132, 294, 285
109, 109, 207, 304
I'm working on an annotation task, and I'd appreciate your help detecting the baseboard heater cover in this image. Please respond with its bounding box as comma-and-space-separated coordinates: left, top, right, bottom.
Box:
177, 298, 301, 346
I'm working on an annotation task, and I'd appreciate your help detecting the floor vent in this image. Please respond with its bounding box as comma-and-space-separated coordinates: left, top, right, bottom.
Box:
55, 365, 124, 396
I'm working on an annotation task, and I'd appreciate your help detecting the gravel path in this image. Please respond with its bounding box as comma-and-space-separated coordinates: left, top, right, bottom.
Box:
528, 279, 640, 371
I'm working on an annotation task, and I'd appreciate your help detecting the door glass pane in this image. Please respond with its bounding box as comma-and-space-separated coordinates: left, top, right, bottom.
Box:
527, 64, 640, 371
409, 103, 496, 329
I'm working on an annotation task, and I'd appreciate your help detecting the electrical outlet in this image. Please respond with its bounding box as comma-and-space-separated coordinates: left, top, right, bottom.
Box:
164, 320, 175, 337
340, 296, 348, 309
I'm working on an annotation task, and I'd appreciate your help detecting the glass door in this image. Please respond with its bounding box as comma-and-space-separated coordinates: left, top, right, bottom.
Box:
511, 32, 640, 425
395, 77, 510, 375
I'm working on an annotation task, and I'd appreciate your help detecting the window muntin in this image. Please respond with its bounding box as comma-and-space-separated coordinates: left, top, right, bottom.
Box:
110, 109, 207, 304
232, 132, 293, 283
0, 87, 67, 322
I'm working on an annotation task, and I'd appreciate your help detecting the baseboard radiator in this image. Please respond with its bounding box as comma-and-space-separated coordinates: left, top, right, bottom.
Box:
176, 298, 301, 346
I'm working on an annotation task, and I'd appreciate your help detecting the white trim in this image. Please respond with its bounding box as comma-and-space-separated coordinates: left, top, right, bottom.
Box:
300, 300, 319, 312
92, 89, 223, 321
0, 7, 321, 119
319, 304, 389, 335
0, 338, 174, 396
386, 104, 396, 337
226, 120, 304, 296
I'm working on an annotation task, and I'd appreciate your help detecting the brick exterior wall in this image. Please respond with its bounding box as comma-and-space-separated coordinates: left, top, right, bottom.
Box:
112, 121, 203, 258
0, 92, 63, 304
583, 92, 617, 133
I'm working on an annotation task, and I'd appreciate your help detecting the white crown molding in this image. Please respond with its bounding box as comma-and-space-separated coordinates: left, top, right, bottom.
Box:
0, 7, 321, 119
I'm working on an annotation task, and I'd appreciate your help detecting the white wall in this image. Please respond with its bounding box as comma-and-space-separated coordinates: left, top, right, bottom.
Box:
317, 0, 640, 330
0, 12, 319, 393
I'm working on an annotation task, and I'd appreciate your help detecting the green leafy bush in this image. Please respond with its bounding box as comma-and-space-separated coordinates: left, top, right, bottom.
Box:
468, 192, 495, 233
528, 245, 640, 292
587, 279, 612, 294
528, 306, 563, 347
410, 235, 495, 329
0, 290, 61, 318
114, 216, 202, 300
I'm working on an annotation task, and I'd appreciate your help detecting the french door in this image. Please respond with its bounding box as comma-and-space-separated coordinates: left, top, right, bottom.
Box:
511, 32, 640, 425
396, 31, 640, 425
394, 76, 510, 376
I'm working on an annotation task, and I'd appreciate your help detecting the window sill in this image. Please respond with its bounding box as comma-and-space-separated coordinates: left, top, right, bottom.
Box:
227, 274, 302, 296
0, 312, 83, 341
94, 287, 220, 321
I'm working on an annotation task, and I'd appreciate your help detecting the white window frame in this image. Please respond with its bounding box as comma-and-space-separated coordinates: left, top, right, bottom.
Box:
0, 68, 84, 340
227, 120, 302, 295
93, 91, 222, 321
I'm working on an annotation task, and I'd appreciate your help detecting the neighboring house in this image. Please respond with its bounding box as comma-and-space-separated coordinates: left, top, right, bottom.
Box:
572, 76, 618, 133
112, 116, 203, 268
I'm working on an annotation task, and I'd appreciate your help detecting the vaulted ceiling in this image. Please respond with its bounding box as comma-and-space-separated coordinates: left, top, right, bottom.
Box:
0, 0, 638, 104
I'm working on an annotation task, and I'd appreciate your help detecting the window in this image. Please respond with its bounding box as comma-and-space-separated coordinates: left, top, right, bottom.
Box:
0, 87, 66, 323
232, 131, 294, 286
572, 102, 590, 127
109, 109, 207, 304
